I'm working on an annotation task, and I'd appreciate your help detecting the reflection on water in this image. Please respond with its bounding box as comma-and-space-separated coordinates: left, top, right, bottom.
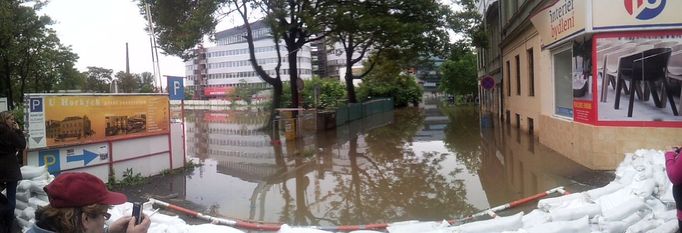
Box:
137, 100, 610, 226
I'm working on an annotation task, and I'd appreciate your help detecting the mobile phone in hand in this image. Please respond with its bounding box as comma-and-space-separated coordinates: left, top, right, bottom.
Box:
132, 202, 142, 225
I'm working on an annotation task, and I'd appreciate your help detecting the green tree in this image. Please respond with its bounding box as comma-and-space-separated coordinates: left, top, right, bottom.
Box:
140, 0, 335, 109
449, 0, 485, 49
115, 71, 140, 93
138, 72, 157, 93
357, 50, 423, 107
301, 77, 345, 109
83, 67, 113, 93
183, 88, 194, 100
328, 0, 450, 103
140, 0, 285, 123
234, 79, 257, 105
439, 50, 477, 97
0, 0, 79, 108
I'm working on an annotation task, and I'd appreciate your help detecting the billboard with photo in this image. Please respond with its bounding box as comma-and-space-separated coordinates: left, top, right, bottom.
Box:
27, 94, 169, 149
572, 38, 594, 123
593, 30, 682, 126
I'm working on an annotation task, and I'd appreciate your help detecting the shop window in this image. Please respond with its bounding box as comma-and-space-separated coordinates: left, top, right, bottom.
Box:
527, 48, 535, 96
553, 48, 573, 118
514, 55, 521, 95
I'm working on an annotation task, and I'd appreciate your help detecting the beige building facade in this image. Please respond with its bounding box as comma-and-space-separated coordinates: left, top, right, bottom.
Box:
479, 0, 682, 170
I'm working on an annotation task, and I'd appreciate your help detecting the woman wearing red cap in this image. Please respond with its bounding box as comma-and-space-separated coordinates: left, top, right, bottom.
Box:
27, 172, 150, 233
665, 147, 682, 232
0, 111, 26, 233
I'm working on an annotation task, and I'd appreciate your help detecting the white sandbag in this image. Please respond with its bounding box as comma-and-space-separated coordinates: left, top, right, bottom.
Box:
648, 218, 678, 233
598, 190, 636, 213
631, 151, 651, 172
387, 221, 449, 233
185, 223, 244, 233
452, 212, 523, 233
616, 153, 635, 173
147, 213, 188, 226
21, 207, 35, 220
277, 224, 332, 233
616, 166, 637, 185
653, 209, 676, 221
20, 166, 47, 179
17, 180, 32, 192
621, 210, 647, 227
35, 193, 49, 202
586, 182, 623, 201
15, 216, 31, 229
28, 197, 49, 209
602, 197, 646, 221
634, 164, 653, 181
15, 190, 30, 202
601, 220, 627, 233
30, 173, 50, 181
15, 199, 28, 210
626, 218, 662, 233
523, 216, 590, 233
599, 210, 647, 233
645, 198, 668, 213
537, 193, 585, 212
630, 179, 656, 198
659, 183, 675, 205
652, 165, 669, 190
549, 204, 601, 221
29, 179, 49, 193
147, 224, 185, 233
522, 209, 549, 228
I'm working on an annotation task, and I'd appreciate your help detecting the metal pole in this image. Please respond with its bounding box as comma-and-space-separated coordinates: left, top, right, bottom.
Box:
145, 3, 163, 93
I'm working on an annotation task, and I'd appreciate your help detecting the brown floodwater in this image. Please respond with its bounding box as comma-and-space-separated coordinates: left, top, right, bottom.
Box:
118, 99, 613, 228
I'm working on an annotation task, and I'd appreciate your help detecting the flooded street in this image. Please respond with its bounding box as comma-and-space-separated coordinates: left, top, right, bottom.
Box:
119, 98, 613, 227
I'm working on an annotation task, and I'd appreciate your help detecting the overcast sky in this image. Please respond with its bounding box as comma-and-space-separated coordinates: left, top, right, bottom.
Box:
39, 0, 459, 85
40, 0, 193, 79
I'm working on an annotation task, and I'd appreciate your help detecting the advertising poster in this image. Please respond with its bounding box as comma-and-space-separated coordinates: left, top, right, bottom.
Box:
530, 0, 586, 48
592, 0, 682, 31
28, 95, 169, 149
573, 38, 594, 123
29, 143, 109, 174
594, 31, 682, 126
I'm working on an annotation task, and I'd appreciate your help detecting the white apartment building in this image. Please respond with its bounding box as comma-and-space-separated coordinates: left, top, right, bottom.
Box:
186, 21, 313, 99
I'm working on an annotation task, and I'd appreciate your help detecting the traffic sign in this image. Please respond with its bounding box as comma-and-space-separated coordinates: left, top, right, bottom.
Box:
481, 76, 495, 90
167, 76, 185, 100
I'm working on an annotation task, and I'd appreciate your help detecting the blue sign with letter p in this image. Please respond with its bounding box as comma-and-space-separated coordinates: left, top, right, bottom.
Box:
29, 98, 43, 112
167, 76, 184, 100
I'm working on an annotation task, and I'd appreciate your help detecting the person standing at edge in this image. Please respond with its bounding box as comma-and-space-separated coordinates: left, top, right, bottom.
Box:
0, 111, 26, 233
665, 146, 682, 232
27, 172, 150, 233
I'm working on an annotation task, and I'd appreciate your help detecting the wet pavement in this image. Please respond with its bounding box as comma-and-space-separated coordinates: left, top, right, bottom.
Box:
115, 98, 614, 228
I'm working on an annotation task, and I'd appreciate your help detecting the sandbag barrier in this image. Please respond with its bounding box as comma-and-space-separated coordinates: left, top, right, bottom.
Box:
149, 186, 568, 232
451, 186, 569, 222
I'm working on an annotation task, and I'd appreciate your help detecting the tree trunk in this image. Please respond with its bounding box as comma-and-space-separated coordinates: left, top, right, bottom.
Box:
268, 82, 283, 130
3, 60, 13, 110
287, 46, 300, 108
19, 53, 31, 106
344, 34, 357, 103
345, 60, 357, 103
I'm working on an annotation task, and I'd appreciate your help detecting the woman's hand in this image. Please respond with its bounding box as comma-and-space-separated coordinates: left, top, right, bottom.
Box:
108, 214, 150, 233
126, 214, 151, 233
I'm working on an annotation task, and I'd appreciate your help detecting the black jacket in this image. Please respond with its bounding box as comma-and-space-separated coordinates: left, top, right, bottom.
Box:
0, 124, 25, 182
